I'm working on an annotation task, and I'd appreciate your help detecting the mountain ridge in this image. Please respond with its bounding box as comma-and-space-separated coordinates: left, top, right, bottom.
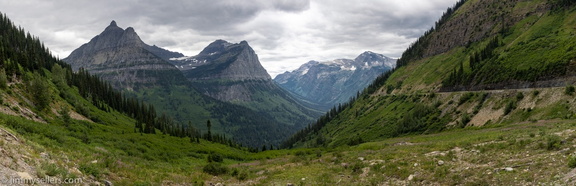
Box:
274, 51, 395, 110
284, 0, 576, 148
63, 21, 186, 90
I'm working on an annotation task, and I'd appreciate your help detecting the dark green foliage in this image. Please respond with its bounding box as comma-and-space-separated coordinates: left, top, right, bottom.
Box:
546, 135, 562, 151
347, 136, 364, 146
459, 92, 475, 105
207, 153, 224, 163
29, 75, 51, 110
504, 100, 517, 115
568, 156, 576, 168
59, 106, 71, 125
460, 113, 471, 128
281, 95, 358, 148
565, 85, 575, 95
396, 104, 440, 134
443, 37, 502, 87
0, 69, 7, 89
551, 0, 576, 9
79, 163, 101, 178
516, 92, 524, 101
202, 163, 228, 176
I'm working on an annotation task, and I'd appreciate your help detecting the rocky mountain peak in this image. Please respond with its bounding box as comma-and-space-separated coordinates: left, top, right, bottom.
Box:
180, 40, 271, 81
63, 21, 185, 89
354, 51, 396, 69
109, 20, 117, 27
274, 51, 396, 110
198, 39, 231, 56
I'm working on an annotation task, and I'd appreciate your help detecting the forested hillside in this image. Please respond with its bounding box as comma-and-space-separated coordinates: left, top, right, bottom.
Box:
283, 0, 576, 148
0, 12, 267, 184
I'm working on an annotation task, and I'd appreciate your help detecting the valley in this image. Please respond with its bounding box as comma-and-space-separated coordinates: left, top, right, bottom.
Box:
1, 0, 576, 185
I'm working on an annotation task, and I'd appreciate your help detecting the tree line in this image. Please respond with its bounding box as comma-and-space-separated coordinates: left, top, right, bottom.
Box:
396, 0, 468, 67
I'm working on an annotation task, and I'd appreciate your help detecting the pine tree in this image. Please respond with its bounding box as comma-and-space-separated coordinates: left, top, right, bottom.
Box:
206, 120, 212, 141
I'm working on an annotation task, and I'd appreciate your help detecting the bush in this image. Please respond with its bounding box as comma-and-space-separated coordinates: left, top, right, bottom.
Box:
202, 163, 228, 175
504, 100, 517, 115
231, 168, 249, 180
458, 92, 474, 105
79, 163, 100, 178
566, 85, 575, 95
29, 76, 51, 110
516, 92, 524, 101
546, 135, 562, 151
568, 156, 576, 168
207, 153, 224, 163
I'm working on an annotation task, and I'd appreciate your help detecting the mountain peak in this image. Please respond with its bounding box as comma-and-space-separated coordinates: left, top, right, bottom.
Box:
109, 20, 117, 27
125, 27, 135, 33
198, 39, 232, 56
182, 40, 271, 81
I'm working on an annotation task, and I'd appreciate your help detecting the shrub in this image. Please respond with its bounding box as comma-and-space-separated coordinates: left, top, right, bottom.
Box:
207, 153, 224, 163
568, 156, 576, 168
546, 135, 562, 151
516, 92, 524, 101
504, 100, 517, 115
29, 76, 51, 111
294, 151, 307, 157
79, 163, 100, 178
42, 163, 66, 177
566, 85, 575, 95
237, 171, 248, 180
461, 113, 471, 127
459, 92, 474, 105
202, 163, 228, 175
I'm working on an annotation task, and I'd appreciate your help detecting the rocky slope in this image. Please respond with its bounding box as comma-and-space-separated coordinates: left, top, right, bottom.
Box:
63, 21, 186, 90
170, 40, 321, 130
274, 51, 395, 110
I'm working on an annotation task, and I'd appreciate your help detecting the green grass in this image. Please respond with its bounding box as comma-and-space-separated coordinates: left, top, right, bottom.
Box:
232, 120, 576, 185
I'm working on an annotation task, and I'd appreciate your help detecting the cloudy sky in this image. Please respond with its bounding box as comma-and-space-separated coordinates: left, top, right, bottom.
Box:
0, 0, 457, 77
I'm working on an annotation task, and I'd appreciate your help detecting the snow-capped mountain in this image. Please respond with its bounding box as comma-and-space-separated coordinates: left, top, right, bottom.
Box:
274, 51, 396, 110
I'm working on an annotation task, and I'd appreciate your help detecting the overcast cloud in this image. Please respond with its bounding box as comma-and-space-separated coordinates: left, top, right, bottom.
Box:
0, 0, 457, 77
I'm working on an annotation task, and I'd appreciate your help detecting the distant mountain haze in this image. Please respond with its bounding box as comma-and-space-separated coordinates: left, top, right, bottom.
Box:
275, 51, 396, 110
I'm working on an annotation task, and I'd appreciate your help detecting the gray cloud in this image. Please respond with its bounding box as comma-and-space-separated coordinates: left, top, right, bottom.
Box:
0, 0, 457, 76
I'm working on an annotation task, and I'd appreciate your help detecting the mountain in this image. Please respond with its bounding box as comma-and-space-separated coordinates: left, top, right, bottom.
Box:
63, 21, 186, 90
170, 40, 321, 128
0, 13, 253, 184
63, 22, 318, 147
284, 0, 576, 148
274, 51, 396, 110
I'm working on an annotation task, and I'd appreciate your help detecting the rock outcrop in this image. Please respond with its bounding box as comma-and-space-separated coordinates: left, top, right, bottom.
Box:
63, 21, 185, 90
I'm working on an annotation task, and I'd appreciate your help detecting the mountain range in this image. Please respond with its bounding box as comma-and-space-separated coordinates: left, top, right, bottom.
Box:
63, 21, 320, 147
274, 51, 396, 110
4, 0, 576, 184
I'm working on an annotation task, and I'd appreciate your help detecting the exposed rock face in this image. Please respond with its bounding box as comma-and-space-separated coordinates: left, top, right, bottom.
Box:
63, 21, 185, 90
172, 40, 276, 102
172, 40, 320, 127
274, 51, 396, 110
172, 40, 271, 81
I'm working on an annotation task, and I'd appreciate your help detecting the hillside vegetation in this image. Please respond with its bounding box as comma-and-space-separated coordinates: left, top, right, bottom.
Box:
0, 12, 276, 184
4, 0, 576, 185
285, 0, 576, 148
